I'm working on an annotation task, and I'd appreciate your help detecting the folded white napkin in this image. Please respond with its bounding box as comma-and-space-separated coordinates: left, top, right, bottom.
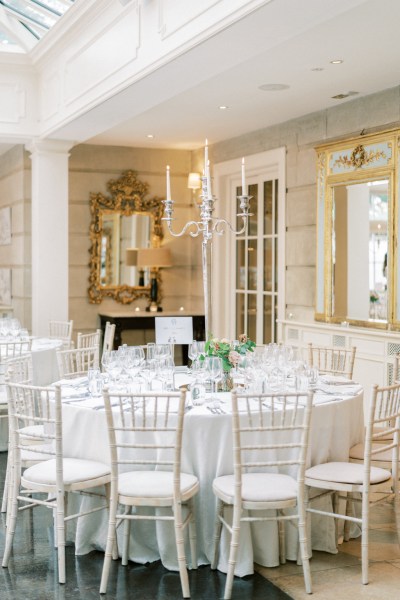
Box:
320, 375, 356, 385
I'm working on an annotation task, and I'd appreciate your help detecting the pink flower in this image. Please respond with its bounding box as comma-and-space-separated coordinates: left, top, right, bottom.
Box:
228, 350, 240, 367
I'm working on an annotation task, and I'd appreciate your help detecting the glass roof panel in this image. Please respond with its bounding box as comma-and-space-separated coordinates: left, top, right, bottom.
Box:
0, 0, 74, 51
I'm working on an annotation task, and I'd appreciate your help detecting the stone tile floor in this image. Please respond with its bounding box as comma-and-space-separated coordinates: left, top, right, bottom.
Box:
1, 445, 400, 599
0, 452, 290, 600
256, 499, 400, 599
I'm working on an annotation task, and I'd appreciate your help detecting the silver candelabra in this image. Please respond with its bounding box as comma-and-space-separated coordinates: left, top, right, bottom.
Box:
162, 153, 252, 339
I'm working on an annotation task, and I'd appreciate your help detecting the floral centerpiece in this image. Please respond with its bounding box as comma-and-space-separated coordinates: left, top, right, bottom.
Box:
200, 334, 256, 372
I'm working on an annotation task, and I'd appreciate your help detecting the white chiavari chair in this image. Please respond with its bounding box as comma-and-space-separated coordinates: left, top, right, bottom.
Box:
99, 388, 199, 598
2, 382, 111, 584
77, 329, 102, 350
56, 346, 99, 379
307, 343, 357, 379
1, 354, 34, 514
305, 381, 400, 585
211, 389, 313, 598
102, 322, 116, 357
48, 319, 74, 349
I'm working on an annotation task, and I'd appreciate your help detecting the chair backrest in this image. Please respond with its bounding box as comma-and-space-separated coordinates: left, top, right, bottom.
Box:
103, 322, 116, 356
6, 353, 33, 383
103, 388, 186, 492
77, 329, 102, 350
0, 340, 31, 362
231, 389, 313, 484
56, 346, 99, 379
307, 343, 356, 379
7, 382, 61, 464
365, 381, 400, 492
49, 320, 74, 348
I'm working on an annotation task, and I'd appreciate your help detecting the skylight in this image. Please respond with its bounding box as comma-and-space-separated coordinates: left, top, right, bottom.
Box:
0, 0, 75, 53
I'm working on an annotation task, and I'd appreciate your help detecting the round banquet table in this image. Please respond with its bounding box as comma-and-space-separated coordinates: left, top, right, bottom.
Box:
60, 381, 365, 576
0, 337, 62, 450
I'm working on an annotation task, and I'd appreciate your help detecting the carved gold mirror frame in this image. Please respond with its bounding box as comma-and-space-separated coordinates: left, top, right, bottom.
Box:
315, 127, 400, 330
88, 170, 164, 304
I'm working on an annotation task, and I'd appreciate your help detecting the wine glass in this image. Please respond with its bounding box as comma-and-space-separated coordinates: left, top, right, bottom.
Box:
158, 356, 175, 390
188, 341, 198, 368
204, 356, 223, 402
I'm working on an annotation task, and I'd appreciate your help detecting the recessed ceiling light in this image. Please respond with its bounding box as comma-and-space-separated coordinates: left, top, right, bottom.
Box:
258, 83, 290, 92
219, 105, 229, 110
330, 59, 343, 64
146, 134, 154, 139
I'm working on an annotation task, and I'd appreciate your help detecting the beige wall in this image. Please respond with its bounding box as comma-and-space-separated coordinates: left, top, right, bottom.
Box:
0, 146, 31, 328
68, 144, 204, 336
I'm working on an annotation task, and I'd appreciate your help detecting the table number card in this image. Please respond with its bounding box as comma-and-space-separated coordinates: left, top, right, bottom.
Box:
155, 317, 193, 344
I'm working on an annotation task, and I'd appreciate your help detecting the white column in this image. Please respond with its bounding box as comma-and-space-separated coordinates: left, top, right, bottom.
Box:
26, 140, 73, 337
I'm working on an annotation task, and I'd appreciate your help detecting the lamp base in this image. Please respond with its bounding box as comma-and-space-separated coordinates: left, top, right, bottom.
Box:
146, 304, 163, 312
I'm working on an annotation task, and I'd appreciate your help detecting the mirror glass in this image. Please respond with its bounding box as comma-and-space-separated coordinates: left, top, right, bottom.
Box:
332, 179, 388, 323
99, 213, 151, 287
88, 170, 164, 305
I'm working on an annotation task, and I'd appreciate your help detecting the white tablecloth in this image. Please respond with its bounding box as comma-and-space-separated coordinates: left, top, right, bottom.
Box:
0, 337, 62, 450
59, 380, 364, 576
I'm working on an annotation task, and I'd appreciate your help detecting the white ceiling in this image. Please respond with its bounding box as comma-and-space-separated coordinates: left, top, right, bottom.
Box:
82, 0, 400, 151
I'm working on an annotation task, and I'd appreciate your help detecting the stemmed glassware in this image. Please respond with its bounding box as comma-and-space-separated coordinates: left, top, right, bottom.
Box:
204, 356, 223, 402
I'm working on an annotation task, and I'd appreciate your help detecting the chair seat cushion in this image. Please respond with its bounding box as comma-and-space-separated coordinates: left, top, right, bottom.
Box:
305, 461, 391, 485
213, 472, 298, 503
22, 458, 110, 486
349, 443, 398, 462
118, 471, 198, 499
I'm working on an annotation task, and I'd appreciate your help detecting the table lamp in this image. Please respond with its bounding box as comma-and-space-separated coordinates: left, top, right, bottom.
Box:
125, 248, 146, 286
136, 247, 172, 312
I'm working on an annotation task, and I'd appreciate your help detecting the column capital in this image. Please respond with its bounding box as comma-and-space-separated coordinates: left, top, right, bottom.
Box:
25, 138, 75, 157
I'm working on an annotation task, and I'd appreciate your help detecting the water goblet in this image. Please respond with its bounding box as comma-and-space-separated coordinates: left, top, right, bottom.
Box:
204, 356, 223, 401
88, 367, 103, 397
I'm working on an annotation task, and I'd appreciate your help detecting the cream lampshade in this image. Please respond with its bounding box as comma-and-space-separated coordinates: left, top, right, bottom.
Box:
187, 172, 201, 190
136, 247, 172, 311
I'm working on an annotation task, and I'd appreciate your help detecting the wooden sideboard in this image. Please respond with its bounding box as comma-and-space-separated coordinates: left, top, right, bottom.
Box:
98, 311, 205, 365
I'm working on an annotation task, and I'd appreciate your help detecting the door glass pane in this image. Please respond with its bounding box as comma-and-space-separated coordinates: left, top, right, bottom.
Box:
236, 240, 246, 290
248, 294, 256, 340
264, 181, 273, 235
264, 239, 272, 291
263, 295, 272, 343
274, 237, 278, 292
236, 293, 245, 336
248, 240, 257, 290
248, 183, 258, 236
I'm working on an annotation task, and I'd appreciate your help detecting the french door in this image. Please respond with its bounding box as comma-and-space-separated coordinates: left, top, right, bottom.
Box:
213, 148, 285, 344
235, 177, 279, 343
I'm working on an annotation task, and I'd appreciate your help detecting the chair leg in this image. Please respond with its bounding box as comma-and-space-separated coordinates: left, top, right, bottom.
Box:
2, 455, 21, 568
211, 498, 224, 570
100, 494, 119, 595
122, 505, 131, 566
278, 513, 286, 564
173, 500, 190, 599
1, 445, 11, 513
223, 505, 241, 600
361, 491, 369, 585
188, 497, 198, 569
56, 489, 66, 584
104, 483, 119, 561
298, 498, 312, 594
344, 494, 353, 542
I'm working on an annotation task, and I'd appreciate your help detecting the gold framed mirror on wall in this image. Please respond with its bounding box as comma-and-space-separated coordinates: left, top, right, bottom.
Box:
315, 127, 400, 330
88, 170, 164, 304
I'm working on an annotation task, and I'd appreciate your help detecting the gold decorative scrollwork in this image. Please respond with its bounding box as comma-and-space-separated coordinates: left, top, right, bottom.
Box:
333, 144, 387, 169
88, 170, 164, 304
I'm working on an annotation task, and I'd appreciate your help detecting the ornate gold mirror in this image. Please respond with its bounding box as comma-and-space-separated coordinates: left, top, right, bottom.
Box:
88, 170, 164, 304
315, 128, 400, 329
